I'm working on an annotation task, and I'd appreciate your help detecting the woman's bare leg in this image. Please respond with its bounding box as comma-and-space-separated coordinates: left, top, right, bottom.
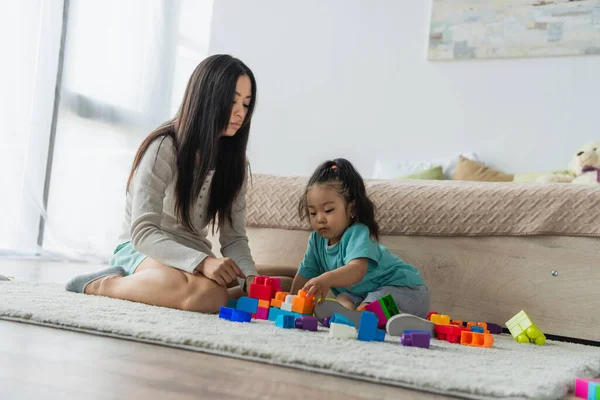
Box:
84, 258, 228, 313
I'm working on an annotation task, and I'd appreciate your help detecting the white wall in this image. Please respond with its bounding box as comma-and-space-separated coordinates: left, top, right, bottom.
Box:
209, 0, 600, 178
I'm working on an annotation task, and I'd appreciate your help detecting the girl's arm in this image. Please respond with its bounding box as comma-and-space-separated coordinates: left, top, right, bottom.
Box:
322, 258, 368, 287
290, 273, 309, 295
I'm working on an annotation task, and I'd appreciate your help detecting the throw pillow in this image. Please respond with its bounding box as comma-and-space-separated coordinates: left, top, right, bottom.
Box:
453, 156, 513, 182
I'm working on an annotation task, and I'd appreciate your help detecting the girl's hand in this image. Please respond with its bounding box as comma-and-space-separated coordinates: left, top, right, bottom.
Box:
303, 275, 332, 303
196, 257, 245, 286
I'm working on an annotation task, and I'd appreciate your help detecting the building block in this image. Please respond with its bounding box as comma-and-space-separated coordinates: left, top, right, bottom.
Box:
270, 291, 289, 308
450, 320, 463, 327
426, 312, 438, 321
470, 326, 484, 333
249, 276, 277, 301
292, 290, 316, 315
295, 316, 318, 331
255, 307, 269, 320
322, 317, 331, 327
434, 324, 465, 344
236, 296, 258, 314
227, 299, 238, 309
430, 314, 451, 325
258, 299, 270, 309
357, 311, 379, 342
375, 329, 386, 342
404, 330, 431, 336
364, 301, 388, 328
281, 294, 296, 312
401, 332, 431, 348
219, 306, 252, 323
505, 310, 546, 345
269, 277, 282, 297
275, 314, 296, 329
460, 331, 494, 348
329, 322, 357, 339
590, 381, 599, 400
330, 313, 354, 327
268, 307, 303, 322
576, 378, 600, 399
364, 294, 400, 328
486, 322, 503, 335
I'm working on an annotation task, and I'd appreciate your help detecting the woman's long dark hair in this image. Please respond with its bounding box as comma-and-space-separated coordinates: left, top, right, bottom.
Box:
127, 54, 257, 232
298, 158, 380, 241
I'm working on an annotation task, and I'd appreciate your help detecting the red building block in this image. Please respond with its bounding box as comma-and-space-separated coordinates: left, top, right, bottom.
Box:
292, 290, 315, 315
434, 324, 466, 344
249, 276, 277, 301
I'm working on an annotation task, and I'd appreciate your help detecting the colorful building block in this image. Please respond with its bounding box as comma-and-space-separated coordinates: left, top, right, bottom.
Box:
236, 296, 258, 314
430, 314, 451, 325
450, 320, 463, 327
460, 331, 494, 348
434, 324, 466, 344
330, 313, 354, 327
295, 316, 318, 331
219, 306, 251, 323
364, 294, 400, 328
322, 317, 331, 327
255, 307, 269, 320
505, 310, 546, 345
275, 314, 296, 329
227, 299, 238, 309
292, 290, 316, 315
401, 332, 431, 348
249, 276, 277, 301
486, 322, 503, 335
270, 291, 289, 308
404, 330, 431, 336
269, 277, 282, 297
357, 311, 379, 342
329, 322, 357, 339
590, 381, 599, 400
426, 312, 438, 321
575, 378, 600, 399
281, 294, 296, 312
470, 326, 484, 333
268, 307, 303, 322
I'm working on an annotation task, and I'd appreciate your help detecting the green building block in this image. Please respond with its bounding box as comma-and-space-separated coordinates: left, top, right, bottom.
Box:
505, 310, 546, 345
378, 294, 400, 319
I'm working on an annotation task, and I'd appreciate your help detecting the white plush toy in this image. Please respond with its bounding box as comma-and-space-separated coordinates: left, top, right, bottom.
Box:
538, 140, 600, 184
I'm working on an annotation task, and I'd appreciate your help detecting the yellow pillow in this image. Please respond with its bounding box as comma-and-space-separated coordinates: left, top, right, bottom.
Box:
398, 166, 445, 180
452, 156, 513, 182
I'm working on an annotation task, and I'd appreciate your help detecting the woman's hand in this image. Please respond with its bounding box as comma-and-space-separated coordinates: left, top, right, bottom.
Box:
196, 257, 245, 286
302, 275, 332, 303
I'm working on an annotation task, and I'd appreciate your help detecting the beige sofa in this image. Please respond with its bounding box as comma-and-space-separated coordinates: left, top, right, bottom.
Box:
214, 174, 600, 342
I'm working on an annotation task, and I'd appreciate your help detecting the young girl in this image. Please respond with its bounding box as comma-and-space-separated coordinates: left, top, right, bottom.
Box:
290, 158, 430, 318
65, 54, 258, 313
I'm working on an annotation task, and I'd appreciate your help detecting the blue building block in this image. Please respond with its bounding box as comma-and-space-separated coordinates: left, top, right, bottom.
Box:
219, 307, 251, 323
219, 306, 234, 320
231, 309, 252, 323
330, 313, 355, 327
357, 311, 379, 342
268, 307, 303, 322
275, 315, 296, 329
237, 296, 258, 314
375, 329, 386, 342
227, 299, 238, 309
470, 326, 484, 333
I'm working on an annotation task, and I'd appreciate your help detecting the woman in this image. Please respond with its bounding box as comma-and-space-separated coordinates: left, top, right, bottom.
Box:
66, 54, 258, 313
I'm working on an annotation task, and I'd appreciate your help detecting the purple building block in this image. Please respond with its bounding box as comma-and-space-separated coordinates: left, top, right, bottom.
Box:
486, 322, 503, 334
296, 316, 318, 331
401, 332, 430, 348
322, 317, 331, 327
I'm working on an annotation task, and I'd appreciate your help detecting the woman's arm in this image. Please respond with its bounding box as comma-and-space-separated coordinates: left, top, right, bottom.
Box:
218, 176, 258, 290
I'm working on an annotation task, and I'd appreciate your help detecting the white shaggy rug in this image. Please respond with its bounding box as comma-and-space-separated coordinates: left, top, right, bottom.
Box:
1, 282, 599, 400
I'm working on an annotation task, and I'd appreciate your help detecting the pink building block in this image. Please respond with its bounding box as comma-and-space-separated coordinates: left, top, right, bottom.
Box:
269, 277, 282, 297
364, 301, 387, 328
255, 307, 269, 320
575, 377, 600, 399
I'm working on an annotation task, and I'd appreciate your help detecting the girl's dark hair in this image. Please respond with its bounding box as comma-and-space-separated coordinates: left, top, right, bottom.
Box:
298, 158, 380, 241
127, 54, 257, 232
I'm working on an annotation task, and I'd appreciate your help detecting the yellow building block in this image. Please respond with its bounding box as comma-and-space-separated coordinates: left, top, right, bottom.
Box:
505, 310, 546, 345
430, 314, 451, 325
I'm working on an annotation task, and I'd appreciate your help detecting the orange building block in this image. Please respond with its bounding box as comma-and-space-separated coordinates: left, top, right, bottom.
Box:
270, 291, 289, 308
430, 314, 451, 325
450, 320, 463, 327
460, 331, 494, 348
292, 290, 315, 315
467, 321, 490, 333
258, 299, 270, 309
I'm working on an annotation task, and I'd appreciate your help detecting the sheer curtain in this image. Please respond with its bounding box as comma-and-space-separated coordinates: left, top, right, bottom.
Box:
1, 0, 213, 261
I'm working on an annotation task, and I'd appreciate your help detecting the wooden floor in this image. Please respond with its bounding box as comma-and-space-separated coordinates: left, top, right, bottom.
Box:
0, 259, 577, 400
